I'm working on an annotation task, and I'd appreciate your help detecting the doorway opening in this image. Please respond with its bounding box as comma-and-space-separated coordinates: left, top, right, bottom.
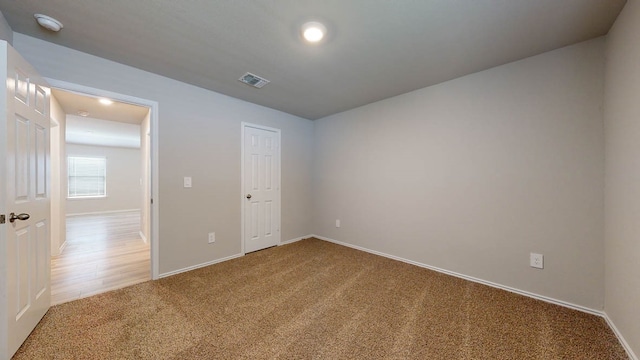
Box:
48, 82, 158, 305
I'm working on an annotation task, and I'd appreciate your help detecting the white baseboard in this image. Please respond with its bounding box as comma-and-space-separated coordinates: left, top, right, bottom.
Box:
152, 235, 636, 358
139, 231, 148, 244
311, 234, 601, 315
603, 313, 638, 360
157, 253, 244, 279
311, 234, 640, 358
158, 236, 309, 279
66, 208, 141, 217
158, 235, 313, 279
280, 235, 312, 246
58, 240, 67, 254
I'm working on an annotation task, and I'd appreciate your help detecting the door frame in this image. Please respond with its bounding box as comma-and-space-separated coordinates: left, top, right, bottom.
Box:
240, 122, 281, 255
49, 115, 63, 256
45, 78, 161, 279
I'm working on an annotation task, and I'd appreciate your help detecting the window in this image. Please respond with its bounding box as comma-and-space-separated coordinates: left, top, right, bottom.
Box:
68, 156, 107, 198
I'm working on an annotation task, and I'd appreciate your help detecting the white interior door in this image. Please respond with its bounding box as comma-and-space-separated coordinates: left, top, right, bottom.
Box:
0, 41, 51, 359
243, 124, 280, 253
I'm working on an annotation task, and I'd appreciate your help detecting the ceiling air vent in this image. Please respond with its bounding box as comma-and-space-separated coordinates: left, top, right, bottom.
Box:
239, 72, 270, 88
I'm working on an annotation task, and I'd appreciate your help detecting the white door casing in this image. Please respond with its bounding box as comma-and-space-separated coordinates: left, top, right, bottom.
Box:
242, 123, 281, 253
45, 78, 160, 280
0, 41, 51, 359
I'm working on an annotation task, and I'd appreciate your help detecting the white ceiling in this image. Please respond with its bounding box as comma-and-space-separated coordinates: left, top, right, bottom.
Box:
66, 115, 141, 149
0, 1, 627, 120
52, 89, 147, 148
52, 89, 148, 125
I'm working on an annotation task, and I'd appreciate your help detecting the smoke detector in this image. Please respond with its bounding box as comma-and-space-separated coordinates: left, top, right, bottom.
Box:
34, 14, 63, 32
239, 72, 270, 89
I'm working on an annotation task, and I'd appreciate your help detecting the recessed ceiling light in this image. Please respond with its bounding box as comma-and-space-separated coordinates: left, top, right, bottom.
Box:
302, 21, 326, 43
99, 98, 113, 105
77, 110, 90, 117
34, 14, 63, 32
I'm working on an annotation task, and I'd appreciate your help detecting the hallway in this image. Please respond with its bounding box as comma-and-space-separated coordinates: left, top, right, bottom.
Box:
51, 211, 150, 305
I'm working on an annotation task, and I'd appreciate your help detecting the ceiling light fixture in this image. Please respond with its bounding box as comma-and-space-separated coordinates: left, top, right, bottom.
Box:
302, 21, 326, 43
76, 110, 90, 117
34, 14, 63, 32
99, 98, 114, 105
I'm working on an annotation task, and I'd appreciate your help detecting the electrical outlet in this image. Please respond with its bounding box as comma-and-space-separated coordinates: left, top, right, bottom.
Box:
530, 253, 543, 269
208, 232, 215, 244
183, 177, 192, 188
335, 219, 341, 228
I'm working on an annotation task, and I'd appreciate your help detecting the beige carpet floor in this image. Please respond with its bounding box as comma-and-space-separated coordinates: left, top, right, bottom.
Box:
14, 238, 627, 359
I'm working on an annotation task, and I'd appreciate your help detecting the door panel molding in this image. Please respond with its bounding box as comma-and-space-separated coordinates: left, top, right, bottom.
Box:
1, 41, 51, 358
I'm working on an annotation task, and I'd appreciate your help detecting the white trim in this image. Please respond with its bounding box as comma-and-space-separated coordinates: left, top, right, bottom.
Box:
242, 123, 281, 133
66, 196, 108, 200
311, 234, 603, 316
240, 122, 281, 255
45, 78, 161, 280
279, 235, 312, 246
603, 313, 639, 360
66, 208, 140, 217
158, 253, 244, 279
240, 123, 245, 255
58, 240, 67, 254
298, 235, 637, 357
139, 231, 148, 244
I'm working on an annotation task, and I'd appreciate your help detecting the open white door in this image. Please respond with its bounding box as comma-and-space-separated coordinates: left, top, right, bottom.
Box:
0, 41, 51, 358
242, 123, 281, 253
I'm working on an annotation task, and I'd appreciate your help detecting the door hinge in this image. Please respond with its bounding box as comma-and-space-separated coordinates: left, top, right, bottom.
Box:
150, 198, 154, 205
0, 214, 5, 224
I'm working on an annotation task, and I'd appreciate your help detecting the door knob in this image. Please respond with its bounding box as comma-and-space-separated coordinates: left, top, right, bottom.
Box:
246, 194, 252, 199
9, 212, 30, 223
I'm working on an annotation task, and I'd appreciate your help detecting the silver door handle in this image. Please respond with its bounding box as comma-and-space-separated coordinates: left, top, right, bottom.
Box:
246, 194, 252, 199
9, 212, 30, 223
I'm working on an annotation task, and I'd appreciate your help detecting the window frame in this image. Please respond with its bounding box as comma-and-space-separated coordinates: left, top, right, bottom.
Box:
67, 156, 108, 199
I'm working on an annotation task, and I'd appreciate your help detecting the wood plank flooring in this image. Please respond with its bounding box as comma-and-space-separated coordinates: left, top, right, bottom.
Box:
51, 211, 150, 305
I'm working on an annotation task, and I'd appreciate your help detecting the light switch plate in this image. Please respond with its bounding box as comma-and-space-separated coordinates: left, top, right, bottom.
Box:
183, 177, 192, 188
530, 253, 544, 269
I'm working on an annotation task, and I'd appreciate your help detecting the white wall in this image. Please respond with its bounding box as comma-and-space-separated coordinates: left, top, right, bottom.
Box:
50, 95, 66, 255
603, 0, 640, 357
66, 143, 141, 215
313, 38, 606, 310
8, 15, 637, 356
12, 33, 314, 275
